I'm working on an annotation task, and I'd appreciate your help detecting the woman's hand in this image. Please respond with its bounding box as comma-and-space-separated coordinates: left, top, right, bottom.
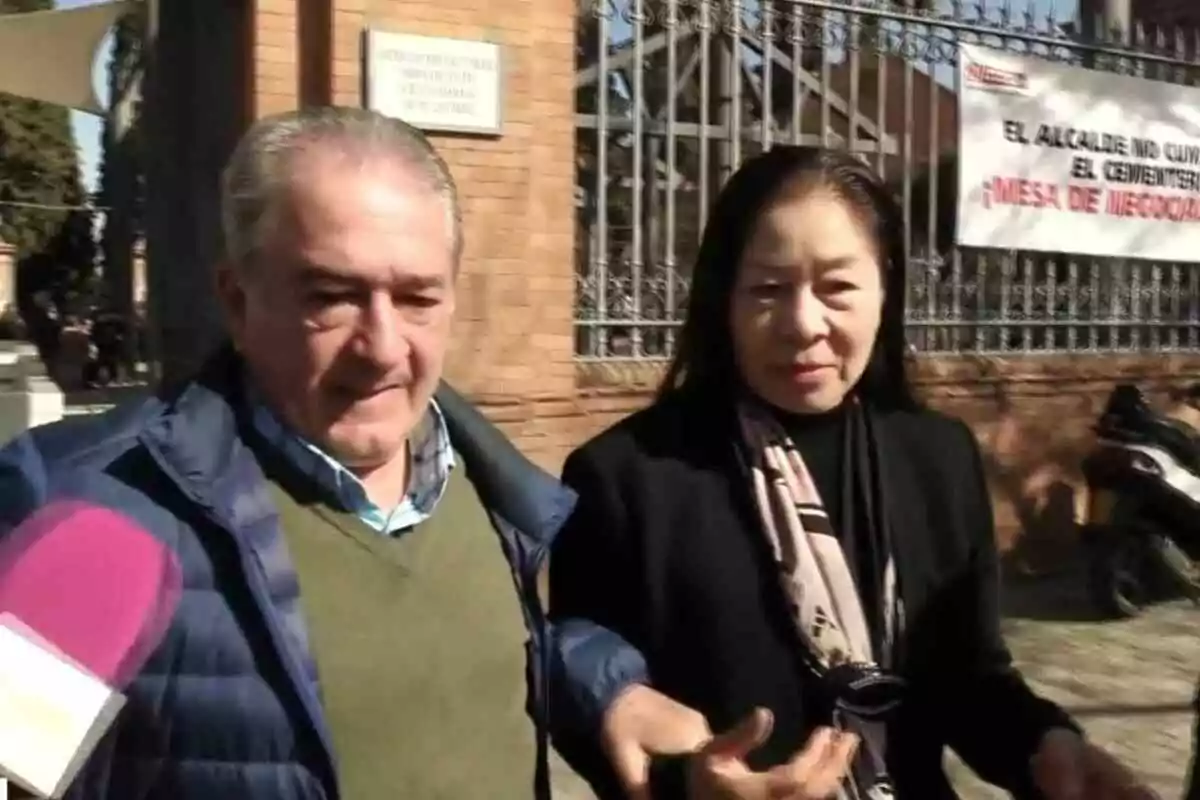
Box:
601, 687, 858, 800
687, 709, 859, 800
601, 683, 713, 800
1031, 728, 1158, 800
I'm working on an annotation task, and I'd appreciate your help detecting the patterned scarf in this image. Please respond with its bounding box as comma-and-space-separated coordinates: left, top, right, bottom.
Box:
738, 400, 905, 800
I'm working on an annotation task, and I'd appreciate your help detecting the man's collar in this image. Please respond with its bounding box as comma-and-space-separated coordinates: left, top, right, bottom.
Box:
141, 344, 576, 546
245, 380, 457, 532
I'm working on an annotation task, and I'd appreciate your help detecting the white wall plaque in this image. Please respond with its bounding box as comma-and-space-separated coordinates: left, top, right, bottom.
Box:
365, 30, 503, 136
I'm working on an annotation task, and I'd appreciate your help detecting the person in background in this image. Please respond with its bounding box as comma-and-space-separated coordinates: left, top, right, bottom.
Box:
0, 106, 619, 800
549, 147, 1156, 800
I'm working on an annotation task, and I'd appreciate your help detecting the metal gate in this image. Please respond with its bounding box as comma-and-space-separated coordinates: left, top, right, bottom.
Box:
573, 0, 1200, 359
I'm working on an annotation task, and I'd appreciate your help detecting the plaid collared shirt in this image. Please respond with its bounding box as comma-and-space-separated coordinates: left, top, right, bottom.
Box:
249, 386, 456, 535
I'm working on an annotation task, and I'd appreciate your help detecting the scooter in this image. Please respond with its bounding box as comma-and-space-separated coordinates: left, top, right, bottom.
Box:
1080, 383, 1200, 618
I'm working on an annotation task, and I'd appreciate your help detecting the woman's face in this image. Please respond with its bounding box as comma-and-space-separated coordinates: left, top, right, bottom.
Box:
730, 187, 884, 414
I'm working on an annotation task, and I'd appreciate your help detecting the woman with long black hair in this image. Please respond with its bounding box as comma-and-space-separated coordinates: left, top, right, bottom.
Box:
549, 147, 1152, 799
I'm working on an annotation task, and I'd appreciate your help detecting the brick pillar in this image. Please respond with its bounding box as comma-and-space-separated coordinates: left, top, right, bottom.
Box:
0, 238, 14, 315
252, 0, 300, 117
326, 0, 577, 401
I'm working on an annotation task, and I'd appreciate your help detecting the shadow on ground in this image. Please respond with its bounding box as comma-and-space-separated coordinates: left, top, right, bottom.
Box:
999, 555, 1109, 623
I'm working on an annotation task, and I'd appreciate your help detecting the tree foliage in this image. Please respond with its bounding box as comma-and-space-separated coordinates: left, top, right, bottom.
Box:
0, 0, 94, 342
97, 5, 145, 286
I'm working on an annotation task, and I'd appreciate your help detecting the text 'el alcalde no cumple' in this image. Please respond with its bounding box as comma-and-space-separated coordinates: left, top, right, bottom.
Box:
979, 119, 1200, 222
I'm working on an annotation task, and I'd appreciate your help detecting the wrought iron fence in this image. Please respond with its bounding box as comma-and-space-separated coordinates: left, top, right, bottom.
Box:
574, 0, 1200, 359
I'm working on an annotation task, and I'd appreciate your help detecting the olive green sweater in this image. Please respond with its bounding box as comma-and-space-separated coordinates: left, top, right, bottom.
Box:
256, 444, 537, 799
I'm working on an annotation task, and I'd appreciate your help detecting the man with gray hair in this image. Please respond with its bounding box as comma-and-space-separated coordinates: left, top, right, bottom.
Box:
0, 106, 642, 800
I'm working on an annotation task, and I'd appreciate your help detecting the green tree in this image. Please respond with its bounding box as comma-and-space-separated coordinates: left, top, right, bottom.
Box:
97, 5, 144, 315
95, 5, 145, 372
0, 0, 96, 350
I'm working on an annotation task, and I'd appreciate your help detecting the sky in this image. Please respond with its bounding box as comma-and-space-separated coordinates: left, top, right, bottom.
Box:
57, 0, 1080, 194
57, 0, 112, 194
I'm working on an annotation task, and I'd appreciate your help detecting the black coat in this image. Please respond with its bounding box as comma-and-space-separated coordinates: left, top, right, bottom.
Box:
549, 389, 1077, 799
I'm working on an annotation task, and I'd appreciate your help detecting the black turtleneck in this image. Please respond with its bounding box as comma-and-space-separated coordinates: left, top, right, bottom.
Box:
772, 404, 846, 523
773, 402, 885, 653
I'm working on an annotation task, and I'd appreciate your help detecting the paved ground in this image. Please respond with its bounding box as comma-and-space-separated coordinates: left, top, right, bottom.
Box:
948, 564, 1199, 799
551, 562, 1200, 799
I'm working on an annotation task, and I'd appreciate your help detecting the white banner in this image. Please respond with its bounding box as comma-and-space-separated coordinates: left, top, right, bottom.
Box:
956, 43, 1200, 262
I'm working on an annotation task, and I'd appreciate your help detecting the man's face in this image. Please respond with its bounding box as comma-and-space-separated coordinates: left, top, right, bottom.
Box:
218, 151, 457, 471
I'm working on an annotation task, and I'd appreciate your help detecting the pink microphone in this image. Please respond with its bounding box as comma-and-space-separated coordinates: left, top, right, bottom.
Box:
0, 500, 182, 798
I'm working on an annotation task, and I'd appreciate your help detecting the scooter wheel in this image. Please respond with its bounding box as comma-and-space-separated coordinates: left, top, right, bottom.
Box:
1146, 534, 1200, 605
1088, 533, 1148, 619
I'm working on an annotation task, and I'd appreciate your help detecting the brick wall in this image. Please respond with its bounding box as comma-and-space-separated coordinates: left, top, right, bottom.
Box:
322, 0, 577, 402
476, 354, 1200, 567
248, 0, 577, 393
917, 353, 1200, 564
247, 0, 576, 407
252, 0, 300, 116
